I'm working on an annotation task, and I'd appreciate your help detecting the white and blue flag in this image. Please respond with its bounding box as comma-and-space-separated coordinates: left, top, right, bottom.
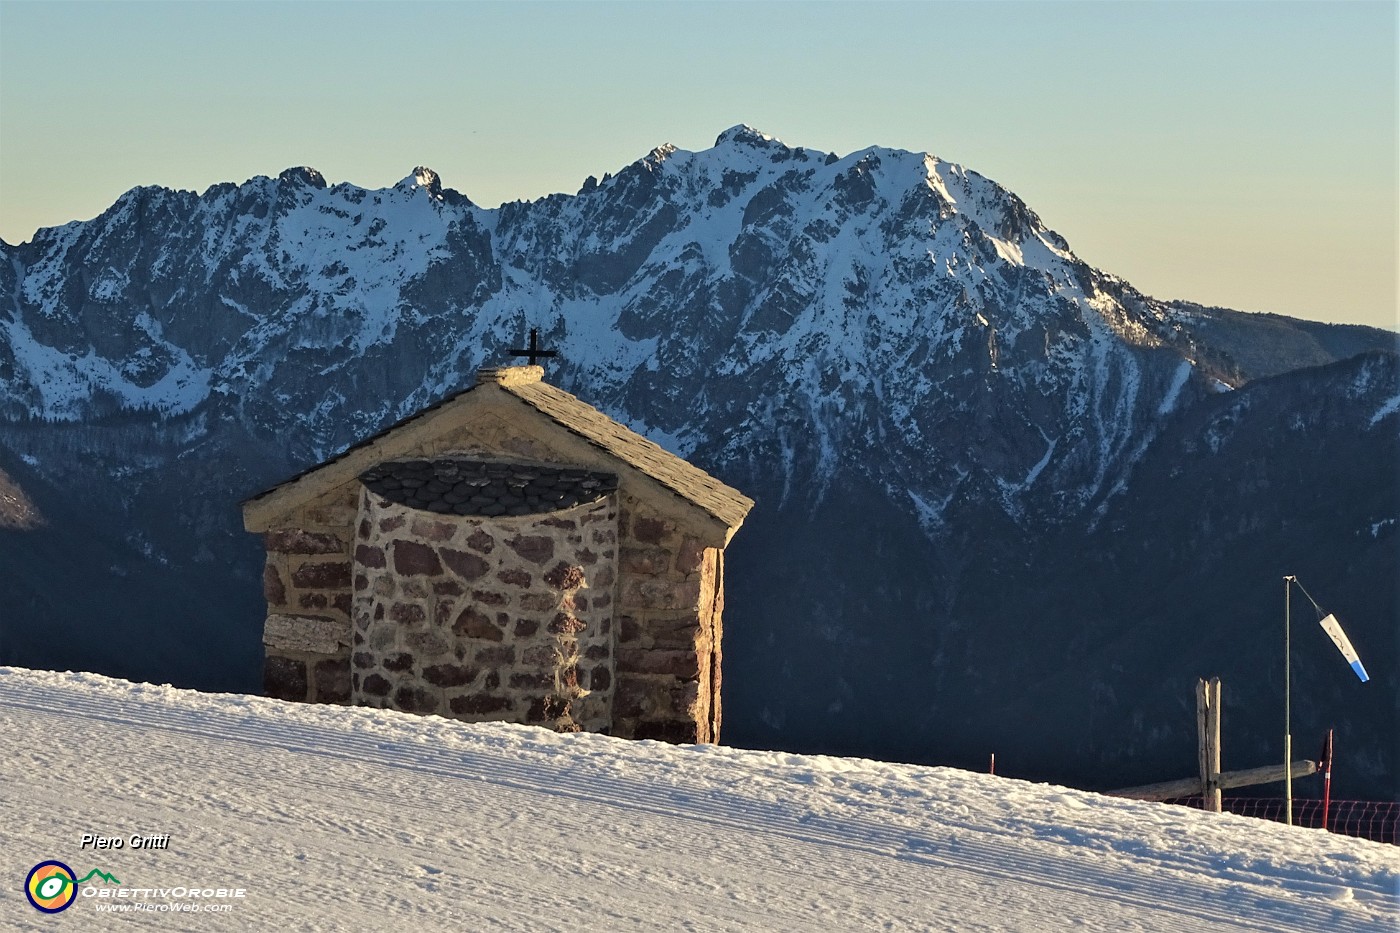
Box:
1318, 613, 1370, 682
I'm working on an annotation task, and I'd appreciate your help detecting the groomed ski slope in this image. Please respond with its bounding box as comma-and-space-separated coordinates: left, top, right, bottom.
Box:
2, 668, 1395, 931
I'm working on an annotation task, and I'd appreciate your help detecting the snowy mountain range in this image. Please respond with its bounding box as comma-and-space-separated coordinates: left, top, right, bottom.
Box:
1, 126, 1395, 797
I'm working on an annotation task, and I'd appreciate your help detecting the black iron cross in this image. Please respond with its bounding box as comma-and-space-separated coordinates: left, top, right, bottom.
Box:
510, 328, 558, 366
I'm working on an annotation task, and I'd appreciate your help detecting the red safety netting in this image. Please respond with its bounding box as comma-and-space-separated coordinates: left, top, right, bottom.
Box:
1161, 796, 1398, 845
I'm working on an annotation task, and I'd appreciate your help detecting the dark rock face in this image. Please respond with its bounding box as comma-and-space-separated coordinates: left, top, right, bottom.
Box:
0, 128, 1395, 796
724, 352, 1398, 798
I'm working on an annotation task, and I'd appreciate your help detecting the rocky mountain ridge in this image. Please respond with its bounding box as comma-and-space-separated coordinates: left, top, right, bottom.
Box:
2, 126, 1395, 796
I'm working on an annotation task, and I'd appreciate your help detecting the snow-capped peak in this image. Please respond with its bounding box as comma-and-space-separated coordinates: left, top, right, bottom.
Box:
714, 124, 782, 148
643, 144, 679, 166
277, 166, 328, 189
398, 166, 443, 199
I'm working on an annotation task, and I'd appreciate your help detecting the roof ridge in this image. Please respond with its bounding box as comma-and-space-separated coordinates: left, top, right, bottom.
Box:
501, 380, 753, 530
242, 373, 752, 539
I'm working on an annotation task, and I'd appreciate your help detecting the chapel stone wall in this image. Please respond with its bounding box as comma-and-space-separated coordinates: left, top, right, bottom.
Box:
612, 493, 725, 743
351, 488, 618, 731
260, 483, 357, 705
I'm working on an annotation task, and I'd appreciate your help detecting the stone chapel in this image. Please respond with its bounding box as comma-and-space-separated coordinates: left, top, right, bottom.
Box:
240, 364, 753, 743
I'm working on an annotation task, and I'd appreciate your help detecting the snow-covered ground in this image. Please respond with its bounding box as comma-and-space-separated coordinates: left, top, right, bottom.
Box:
2, 668, 1395, 931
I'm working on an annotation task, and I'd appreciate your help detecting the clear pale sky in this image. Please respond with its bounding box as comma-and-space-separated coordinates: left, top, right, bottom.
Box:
1, 1, 1395, 328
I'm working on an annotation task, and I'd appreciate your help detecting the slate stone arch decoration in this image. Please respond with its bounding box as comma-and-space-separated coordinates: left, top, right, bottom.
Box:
242, 365, 753, 743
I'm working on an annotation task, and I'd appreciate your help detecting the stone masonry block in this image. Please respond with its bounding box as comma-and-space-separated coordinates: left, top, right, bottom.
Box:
361, 673, 392, 697
452, 606, 502, 641
519, 593, 557, 611
264, 655, 308, 702
298, 592, 328, 610
292, 560, 353, 590
520, 645, 558, 666
265, 529, 347, 555
646, 613, 705, 649
509, 672, 553, 690
440, 548, 489, 581
390, 603, 426, 625
451, 694, 510, 715
507, 535, 555, 565
423, 663, 480, 688
620, 578, 701, 611
405, 631, 449, 655
264, 614, 352, 655
617, 647, 700, 679
676, 538, 706, 575
620, 546, 670, 575
355, 544, 387, 569
632, 720, 700, 744
631, 515, 672, 545
394, 684, 440, 714
618, 615, 644, 643
263, 563, 287, 607
472, 589, 508, 606
383, 652, 415, 672
497, 568, 532, 588
613, 677, 664, 718
475, 645, 516, 666
393, 540, 443, 576
670, 679, 701, 716
410, 517, 456, 541
314, 657, 352, 704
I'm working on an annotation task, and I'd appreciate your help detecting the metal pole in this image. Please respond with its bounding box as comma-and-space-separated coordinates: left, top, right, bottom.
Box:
1321, 728, 1334, 833
1284, 575, 1293, 826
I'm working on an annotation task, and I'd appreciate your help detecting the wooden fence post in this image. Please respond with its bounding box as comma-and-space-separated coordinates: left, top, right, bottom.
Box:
1197, 677, 1222, 812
